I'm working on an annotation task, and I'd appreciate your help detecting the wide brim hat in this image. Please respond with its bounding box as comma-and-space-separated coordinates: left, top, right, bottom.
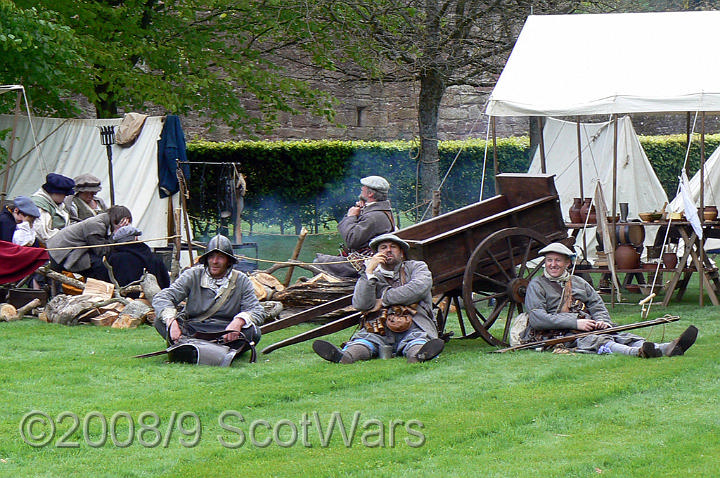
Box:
360, 175, 390, 194
73, 173, 102, 193
369, 233, 409, 255
539, 242, 576, 259
13, 196, 40, 218
42, 173, 75, 196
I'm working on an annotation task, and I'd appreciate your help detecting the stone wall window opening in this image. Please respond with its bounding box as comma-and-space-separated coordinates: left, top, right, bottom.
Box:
356, 106, 367, 127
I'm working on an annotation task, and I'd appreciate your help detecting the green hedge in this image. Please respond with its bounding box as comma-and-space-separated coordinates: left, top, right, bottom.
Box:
186, 134, 719, 235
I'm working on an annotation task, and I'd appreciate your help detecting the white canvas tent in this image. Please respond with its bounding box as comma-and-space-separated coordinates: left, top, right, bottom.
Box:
0, 113, 180, 247
486, 11, 720, 117
528, 116, 669, 258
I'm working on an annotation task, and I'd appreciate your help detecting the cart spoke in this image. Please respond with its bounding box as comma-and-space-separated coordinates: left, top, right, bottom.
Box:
472, 272, 508, 289
517, 238, 537, 277
486, 248, 513, 281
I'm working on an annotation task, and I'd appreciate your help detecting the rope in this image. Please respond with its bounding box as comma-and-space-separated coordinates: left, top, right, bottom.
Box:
45, 235, 180, 252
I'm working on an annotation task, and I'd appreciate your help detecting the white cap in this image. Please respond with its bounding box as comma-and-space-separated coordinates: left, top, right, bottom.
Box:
360, 176, 390, 193
539, 242, 575, 258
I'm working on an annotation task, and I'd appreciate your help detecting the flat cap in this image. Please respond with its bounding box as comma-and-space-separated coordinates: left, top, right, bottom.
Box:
369, 233, 409, 254
113, 225, 142, 243
74, 173, 102, 193
360, 175, 390, 193
539, 242, 575, 258
13, 196, 40, 218
42, 173, 75, 196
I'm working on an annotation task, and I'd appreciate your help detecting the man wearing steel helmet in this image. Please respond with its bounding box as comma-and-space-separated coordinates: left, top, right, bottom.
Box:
519, 242, 697, 358
152, 234, 265, 346
314, 175, 395, 278
313, 233, 444, 364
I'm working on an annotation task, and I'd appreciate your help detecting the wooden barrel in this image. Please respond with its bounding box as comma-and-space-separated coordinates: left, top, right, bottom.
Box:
596, 223, 646, 248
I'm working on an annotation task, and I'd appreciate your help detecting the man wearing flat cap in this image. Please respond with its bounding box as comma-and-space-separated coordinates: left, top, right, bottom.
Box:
65, 173, 108, 223
106, 226, 170, 290
152, 234, 265, 347
517, 242, 698, 358
313, 233, 444, 364
314, 175, 395, 278
31, 173, 75, 244
0, 196, 41, 246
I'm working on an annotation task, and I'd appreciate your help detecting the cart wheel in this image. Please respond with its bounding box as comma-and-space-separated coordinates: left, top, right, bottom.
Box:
462, 227, 549, 346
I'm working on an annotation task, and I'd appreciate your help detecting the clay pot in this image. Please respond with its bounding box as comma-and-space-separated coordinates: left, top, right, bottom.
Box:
569, 198, 583, 223
703, 205, 718, 222
662, 252, 679, 270
579, 198, 592, 223
614, 244, 640, 269
586, 205, 597, 224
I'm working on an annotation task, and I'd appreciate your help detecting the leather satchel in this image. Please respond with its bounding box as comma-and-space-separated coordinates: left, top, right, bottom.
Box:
385, 304, 417, 333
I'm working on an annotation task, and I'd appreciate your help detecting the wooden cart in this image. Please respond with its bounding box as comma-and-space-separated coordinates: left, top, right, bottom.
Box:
261, 173, 569, 353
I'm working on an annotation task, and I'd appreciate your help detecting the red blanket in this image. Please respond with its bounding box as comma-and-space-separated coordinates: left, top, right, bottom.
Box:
0, 240, 49, 284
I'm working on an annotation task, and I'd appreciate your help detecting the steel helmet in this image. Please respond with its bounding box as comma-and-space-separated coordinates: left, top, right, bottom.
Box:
198, 234, 237, 265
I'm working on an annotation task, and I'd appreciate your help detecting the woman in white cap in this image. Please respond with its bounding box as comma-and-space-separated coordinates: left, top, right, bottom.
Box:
520, 242, 697, 358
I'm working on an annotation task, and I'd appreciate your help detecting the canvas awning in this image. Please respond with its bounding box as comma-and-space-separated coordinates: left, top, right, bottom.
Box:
486, 11, 720, 117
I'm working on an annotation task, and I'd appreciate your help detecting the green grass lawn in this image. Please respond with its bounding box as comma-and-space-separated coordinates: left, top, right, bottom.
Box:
3, 231, 720, 477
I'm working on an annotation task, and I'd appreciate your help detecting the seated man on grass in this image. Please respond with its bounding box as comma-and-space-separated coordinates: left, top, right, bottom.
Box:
313, 233, 444, 364
518, 242, 697, 358
152, 234, 264, 348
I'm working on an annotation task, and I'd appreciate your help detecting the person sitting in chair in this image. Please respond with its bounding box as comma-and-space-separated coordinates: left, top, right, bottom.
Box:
518, 242, 698, 358
152, 234, 265, 347
313, 233, 444, 364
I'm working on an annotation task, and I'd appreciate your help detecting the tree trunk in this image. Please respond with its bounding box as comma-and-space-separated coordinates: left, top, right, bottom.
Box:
418, 69, 445, 215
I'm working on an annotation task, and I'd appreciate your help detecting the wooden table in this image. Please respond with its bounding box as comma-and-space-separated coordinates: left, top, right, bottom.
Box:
567, 220, 720, 306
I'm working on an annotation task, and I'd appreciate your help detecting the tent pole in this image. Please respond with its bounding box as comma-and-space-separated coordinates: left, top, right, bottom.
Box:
492, 116, 498, 194
0, 90, 22, 209
576, 119, 587, 259
537, 117, 546, 173
700, 112, 706, 307
611, 115, 618, 308
576, 119, 584, 200
686, 112, 692, 147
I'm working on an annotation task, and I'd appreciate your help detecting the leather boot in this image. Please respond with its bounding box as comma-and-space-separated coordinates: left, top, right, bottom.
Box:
312, 340, 344, 363
405, 338, 445, 363
660, 325, 698, 357
340, 344, 372, 364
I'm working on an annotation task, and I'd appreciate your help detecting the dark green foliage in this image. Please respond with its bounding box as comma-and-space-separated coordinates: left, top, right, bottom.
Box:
186, 134, 714, 231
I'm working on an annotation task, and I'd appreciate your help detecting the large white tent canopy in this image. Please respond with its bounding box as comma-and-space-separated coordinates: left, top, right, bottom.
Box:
486, 11, 720, 117
0, 114, 177, 247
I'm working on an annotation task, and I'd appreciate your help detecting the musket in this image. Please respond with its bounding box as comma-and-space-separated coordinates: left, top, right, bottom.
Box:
494, 315, 680, 353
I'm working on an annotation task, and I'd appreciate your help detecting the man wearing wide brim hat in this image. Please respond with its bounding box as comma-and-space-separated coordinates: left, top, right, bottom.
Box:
31, 173, 75, 243
516, 242, 698, 358
313, 233, 445, 364
65, 173, 108, 223
152, 234, 265, 351
313, 175, 395, 278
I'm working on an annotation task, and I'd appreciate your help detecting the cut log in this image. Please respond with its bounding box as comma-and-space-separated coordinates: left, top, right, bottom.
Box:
44, 294, 129, 325
0, 303, 18, 321
35, 267, 85, 290
0, 298, 42, 321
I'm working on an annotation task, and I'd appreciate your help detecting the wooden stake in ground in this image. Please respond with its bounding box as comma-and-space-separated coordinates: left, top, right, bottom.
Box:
283, 227, 308, 287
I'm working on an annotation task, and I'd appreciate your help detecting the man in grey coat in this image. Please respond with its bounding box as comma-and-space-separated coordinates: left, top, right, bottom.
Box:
46, 205, 132, 282
313, 233, 444, 363
152, 235, 265, 346
521, 242, 698, 357
314, 176, 395, 278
